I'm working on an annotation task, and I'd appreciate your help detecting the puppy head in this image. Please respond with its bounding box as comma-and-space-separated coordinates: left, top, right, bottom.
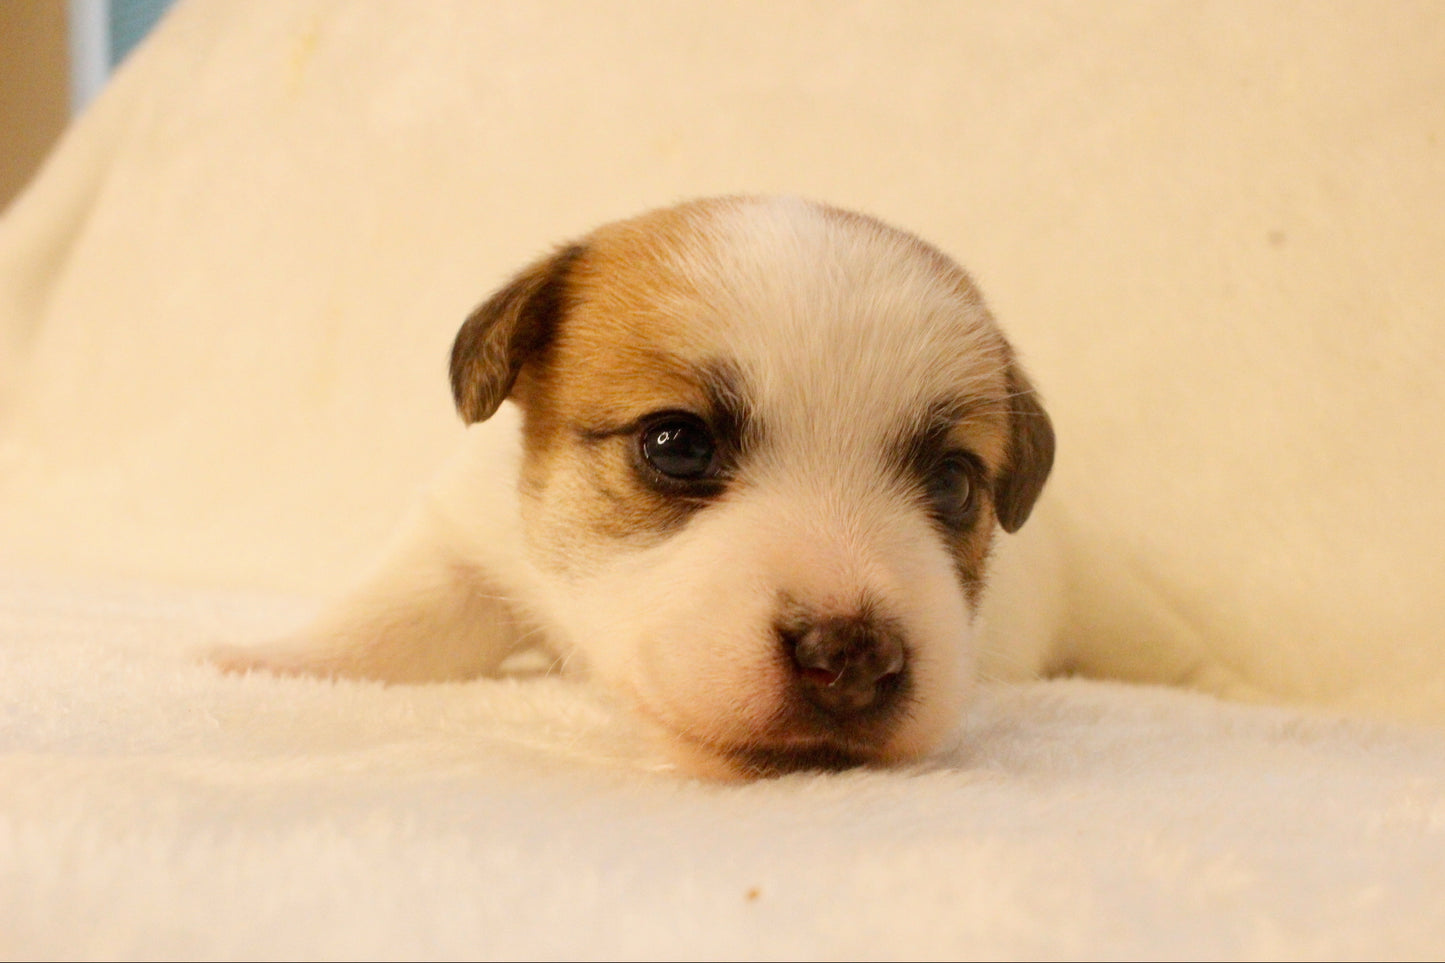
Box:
452, 196, 1053, 776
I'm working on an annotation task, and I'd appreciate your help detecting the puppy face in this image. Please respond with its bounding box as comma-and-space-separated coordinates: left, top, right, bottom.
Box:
452, 197, 1052, 775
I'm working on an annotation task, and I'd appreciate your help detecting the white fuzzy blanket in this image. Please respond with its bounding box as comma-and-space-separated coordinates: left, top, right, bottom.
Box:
5, 567, 1444, 959
3, 1, 1444, 957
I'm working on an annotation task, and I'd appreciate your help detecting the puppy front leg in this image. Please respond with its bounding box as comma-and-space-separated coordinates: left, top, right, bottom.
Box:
213, 529, 532, 684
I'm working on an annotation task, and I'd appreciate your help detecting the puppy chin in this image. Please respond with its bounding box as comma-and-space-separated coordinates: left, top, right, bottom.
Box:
636, 684, 969, 781
646, 729, 877, 781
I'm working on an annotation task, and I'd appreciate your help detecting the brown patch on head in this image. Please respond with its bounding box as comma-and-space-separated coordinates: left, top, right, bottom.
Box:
444, 205, 741, 571
943, 366, 1053, 590
450, 198, 743, 427
487, 202, 758, 566
926, 357, 1053, 599
880, 353, 1052, 603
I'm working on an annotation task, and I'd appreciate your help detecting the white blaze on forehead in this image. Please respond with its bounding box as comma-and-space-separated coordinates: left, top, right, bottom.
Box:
676, 198, 1009, 459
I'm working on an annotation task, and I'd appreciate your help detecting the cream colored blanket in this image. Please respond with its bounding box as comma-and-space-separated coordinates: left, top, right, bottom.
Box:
2, 2, 1443, 957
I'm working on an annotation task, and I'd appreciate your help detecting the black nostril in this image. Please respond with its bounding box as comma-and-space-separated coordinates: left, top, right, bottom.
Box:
781, 615, 906, 716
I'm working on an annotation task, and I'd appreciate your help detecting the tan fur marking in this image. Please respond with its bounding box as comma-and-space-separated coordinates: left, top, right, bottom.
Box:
512, 204, 740, 569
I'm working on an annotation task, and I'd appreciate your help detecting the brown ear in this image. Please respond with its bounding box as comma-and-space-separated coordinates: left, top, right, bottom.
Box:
994, 361, 1055, 533
449, 244, 584, 423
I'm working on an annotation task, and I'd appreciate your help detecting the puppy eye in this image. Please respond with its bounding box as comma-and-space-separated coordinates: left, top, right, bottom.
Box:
639, 414, 717, 481
927, 452, 978, 528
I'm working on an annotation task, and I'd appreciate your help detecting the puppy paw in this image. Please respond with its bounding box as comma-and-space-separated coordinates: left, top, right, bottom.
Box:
205, 639, 342, 680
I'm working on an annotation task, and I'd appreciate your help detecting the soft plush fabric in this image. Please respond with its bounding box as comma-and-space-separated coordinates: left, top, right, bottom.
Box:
2, 1, 1443, 957
4, 566, 1445, 959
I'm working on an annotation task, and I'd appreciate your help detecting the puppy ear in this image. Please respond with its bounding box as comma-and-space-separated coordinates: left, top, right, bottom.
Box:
450, 244, 585, 423
994, 361, 1055, 533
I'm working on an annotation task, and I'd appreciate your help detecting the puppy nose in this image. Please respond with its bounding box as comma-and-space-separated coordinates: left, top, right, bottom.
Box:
781, 615, 906, 716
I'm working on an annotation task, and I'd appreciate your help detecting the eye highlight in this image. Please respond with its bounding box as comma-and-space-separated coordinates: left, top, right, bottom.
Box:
639, 413, 718, 482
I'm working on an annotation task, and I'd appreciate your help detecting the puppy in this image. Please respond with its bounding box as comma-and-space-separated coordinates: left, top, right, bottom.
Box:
216, 196, 1059, 777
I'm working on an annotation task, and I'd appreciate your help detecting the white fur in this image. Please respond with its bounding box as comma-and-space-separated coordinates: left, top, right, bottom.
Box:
216, 197, 1063, 776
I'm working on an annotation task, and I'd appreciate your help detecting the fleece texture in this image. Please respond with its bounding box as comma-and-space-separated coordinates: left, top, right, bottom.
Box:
2, 1, 1444, 957
4, 567, 1445, 959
